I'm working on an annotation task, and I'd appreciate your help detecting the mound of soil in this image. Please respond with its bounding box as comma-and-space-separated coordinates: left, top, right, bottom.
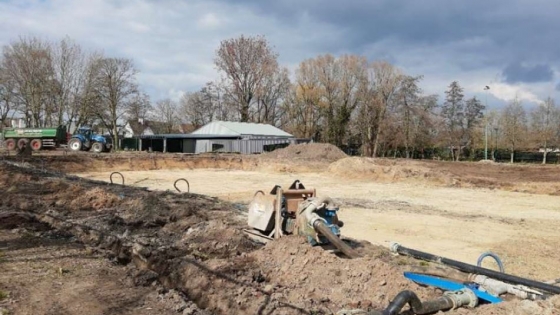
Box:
328, 157, 455, 184
264, 143, 347, 162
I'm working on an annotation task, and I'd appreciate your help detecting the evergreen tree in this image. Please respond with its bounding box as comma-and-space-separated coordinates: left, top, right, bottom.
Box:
441, 81, 464, 160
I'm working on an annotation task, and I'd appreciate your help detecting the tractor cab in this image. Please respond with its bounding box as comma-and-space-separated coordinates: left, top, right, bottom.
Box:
76, 127, 93, 139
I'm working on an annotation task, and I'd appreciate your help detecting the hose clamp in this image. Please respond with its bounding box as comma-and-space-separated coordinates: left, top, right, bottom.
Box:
389, 242, 401, 253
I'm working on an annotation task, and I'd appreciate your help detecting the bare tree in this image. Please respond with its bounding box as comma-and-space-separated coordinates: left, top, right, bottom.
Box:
413, 94, 439, 158
179, 82, 232, 129
394, 75, 422, 158
531, 97, 559, 164
254, 66, 290, 126
287, 54, 366, 146
283, 59, 323, 139
500, 97, 527, 163
93, 57, 138, 150
152, 98, 179, 133
180, 91, 212, 129
125, 92, 152, 122
0, 63, 17, 130
359, 61, 402, 157
214, 34, 279, 122
332, 55, 367, 147
70, 52, 104, 132
51, 37, 88, 127
1, 36, 56, 127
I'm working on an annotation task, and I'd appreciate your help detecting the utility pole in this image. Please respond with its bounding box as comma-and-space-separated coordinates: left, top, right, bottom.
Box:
483, 85, 490, 160
494, 127, 498, 161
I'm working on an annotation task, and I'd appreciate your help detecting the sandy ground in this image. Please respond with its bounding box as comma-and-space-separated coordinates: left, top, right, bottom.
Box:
76, 168, 560, 281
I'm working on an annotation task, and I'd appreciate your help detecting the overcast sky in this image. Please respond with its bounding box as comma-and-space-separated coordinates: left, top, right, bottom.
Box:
1, 0, 559, 109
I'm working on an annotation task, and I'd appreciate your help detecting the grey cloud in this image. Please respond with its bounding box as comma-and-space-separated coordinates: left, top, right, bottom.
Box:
2, 0, 560, 103
221, 0, 560, 64
502, 63, 554, 84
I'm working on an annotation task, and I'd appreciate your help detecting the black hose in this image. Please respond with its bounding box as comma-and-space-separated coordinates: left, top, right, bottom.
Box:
312, 220, 360, 258
383, 290, 454, 315
393, 243, 560, 295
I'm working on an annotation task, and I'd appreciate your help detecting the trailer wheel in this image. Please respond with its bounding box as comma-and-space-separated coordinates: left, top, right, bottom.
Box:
5, 139, 16, 151
91, 142, 104, 153
30, 139, 42, 151
17, 138, 29, 150
68, 138, 82, 151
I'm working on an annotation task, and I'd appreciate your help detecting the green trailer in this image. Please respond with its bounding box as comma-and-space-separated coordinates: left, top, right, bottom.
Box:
1, 125, 68, 151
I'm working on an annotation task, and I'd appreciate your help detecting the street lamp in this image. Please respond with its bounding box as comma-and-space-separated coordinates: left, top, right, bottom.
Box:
494, 127, 498, 161
483, 86, 490, 160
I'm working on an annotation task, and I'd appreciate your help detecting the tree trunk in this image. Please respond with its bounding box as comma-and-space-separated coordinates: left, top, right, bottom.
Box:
112, 120, 119, 152
450, 145, 455, 161
543, 140, 547, 164
241, 101, 250, 122
510, 147, 514, 164
372, 122, 383, 158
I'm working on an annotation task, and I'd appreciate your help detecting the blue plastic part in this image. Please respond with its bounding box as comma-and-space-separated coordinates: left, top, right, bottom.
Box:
403, 272, 503, 304
307, 208, 341, 246
477, 252, 505, 273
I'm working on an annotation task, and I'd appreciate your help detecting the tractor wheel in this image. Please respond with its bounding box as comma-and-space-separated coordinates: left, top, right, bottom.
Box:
5, 139, 16, 151
30, 139, 42, 151
91, 142, 104, 153
68, 138, 82, 151
17, 138, 29, 150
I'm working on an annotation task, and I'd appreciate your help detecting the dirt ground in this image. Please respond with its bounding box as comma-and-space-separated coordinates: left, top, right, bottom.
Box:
2, 144, 560, 315
75, 167, 560, 281
0, 230, 204, 315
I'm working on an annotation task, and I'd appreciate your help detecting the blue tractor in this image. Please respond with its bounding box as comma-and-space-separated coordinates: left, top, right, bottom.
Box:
67, 126, 112, 153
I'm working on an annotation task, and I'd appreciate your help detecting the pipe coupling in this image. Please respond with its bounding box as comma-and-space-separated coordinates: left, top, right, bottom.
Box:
390, 242, 401, 254
309, 213, 327, 228
443, 288, 478, 309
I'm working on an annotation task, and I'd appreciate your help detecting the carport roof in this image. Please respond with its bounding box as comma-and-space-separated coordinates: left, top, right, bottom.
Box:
137, 134, 240, 139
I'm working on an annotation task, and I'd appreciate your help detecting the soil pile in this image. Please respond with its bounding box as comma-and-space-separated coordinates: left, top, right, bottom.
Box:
328, 157, 456, 185
264, 143, 347, 162
1, 160, 558, 315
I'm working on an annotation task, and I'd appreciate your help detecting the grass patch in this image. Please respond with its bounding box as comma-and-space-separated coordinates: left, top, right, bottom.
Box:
0, 290, 9, 301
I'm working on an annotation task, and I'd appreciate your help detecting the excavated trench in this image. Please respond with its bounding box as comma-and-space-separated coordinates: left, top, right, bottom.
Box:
1, 159, 560, 315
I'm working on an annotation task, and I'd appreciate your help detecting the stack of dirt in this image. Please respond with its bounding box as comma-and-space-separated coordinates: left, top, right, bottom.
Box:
328, 157, 457, 185
1, 161, 559, 315
263, 143, 347, 162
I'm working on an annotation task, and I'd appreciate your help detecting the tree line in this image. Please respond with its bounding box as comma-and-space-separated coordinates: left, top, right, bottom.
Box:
1, 35, 559, 161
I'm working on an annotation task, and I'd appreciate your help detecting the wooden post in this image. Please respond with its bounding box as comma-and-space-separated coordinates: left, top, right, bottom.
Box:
274, 188, 283, 239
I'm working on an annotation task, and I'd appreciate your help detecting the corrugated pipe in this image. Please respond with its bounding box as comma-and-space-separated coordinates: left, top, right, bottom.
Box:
382, 289, 477, 315
391, 243, 560, 295
301, 197, 360, 258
